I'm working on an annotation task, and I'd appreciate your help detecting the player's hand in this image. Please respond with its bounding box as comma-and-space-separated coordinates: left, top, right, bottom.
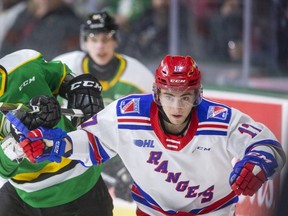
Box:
114, 167, 133, 202
66, 74, 104, 126
19, 126, 69, 163
229, 150, 278, 196
15, 95, 61, 130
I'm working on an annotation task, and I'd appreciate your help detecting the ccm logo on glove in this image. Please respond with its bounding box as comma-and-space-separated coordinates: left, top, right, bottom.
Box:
70, 80, 102, 91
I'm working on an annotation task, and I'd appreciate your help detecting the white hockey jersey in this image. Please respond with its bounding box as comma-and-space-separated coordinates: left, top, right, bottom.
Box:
68, 94, 284, 216
53, 51, 154, 105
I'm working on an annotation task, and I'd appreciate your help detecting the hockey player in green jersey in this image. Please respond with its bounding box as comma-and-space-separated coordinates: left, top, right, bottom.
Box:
0, 49, 113, 216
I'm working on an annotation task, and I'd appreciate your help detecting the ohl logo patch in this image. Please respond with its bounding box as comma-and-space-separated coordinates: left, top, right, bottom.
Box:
207, 106, 228, 120
120, 98, 140, 114
134, 139, 155, 148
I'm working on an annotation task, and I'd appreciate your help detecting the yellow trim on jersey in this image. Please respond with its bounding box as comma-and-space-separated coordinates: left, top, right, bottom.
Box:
0, 66, 7, 97
53, 63, 67, 95
1, 51, 42, 96
82, 56, 89, 74
82, 53, 127, 91
7, 52, 41, 75
0, 114, 5, 140
12, 158, 72, 181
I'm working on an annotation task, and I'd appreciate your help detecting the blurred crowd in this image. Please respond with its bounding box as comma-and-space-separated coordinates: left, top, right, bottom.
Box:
0, 0, 288, 213
1, 0, 288, 78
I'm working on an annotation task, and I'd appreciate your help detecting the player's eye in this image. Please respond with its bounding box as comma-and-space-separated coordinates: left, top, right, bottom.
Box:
181, 95, 194, 103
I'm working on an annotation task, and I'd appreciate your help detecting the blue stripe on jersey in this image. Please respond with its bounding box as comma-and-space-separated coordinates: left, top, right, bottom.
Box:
219, 196, 239, 209
191, 196, 238, 214
132, 182, 238, 215
89, 145, 99, 165
245, 139, 282, 154
196, 130, 227, 136
132, 183, 177, 214
118, 125, 153, 130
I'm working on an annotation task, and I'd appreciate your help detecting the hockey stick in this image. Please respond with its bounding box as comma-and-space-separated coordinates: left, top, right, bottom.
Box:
3, 110, 124, 187
0, 102, 84, 117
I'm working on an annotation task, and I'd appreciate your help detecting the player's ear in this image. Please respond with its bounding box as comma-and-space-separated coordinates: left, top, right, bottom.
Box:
114, 40, 119, 49
0, 65, 8, 97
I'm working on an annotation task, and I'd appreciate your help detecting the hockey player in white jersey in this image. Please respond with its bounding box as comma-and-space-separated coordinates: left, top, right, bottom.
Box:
53, 11, 154, 106
53, 11, 154, 200
19, 55, 285, 216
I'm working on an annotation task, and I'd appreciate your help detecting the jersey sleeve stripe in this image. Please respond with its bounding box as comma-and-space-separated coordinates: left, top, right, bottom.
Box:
87, 133, 110, 165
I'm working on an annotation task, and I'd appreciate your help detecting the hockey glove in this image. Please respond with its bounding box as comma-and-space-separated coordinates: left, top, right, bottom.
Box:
114, 166, 134, 202
66, 74, 104, 127
14, 95, 61, 131
229, 150, 278, 196
19, 127, 70, 163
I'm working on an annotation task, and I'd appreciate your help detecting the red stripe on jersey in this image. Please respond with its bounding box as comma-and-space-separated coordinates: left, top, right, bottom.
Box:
132, 184, 197, 215
118, 118, 150, 124
198, 124, 228, 129
198, 191, 236, 214
132, 184, 141, 196
87, 132, 102, 164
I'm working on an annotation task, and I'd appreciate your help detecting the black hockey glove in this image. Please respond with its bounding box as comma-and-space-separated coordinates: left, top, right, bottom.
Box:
13, 95, 61, 131
103, 157, 134, 202
66, 74, 104, 127
114, 166, 134, 202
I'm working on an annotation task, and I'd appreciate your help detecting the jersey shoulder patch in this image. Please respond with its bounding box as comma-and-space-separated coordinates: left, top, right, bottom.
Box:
116, 94, 153, 118
197, 98, 232, 123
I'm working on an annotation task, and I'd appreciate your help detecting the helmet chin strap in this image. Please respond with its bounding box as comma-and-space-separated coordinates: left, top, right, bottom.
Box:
158, 105, 172, 123
158, 105, 193, 136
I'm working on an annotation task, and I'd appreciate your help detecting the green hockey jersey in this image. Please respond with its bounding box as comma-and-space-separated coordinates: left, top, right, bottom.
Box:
0, 49, 103, 208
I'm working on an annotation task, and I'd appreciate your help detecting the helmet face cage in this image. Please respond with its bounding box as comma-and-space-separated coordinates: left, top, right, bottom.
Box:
153, 84, 203, 108
153, 55, 203, 107
80, 11, 118, 51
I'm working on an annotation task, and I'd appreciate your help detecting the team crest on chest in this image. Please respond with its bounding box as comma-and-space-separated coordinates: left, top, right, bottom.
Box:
120, 98, 140, 114
207, 106, 228, 120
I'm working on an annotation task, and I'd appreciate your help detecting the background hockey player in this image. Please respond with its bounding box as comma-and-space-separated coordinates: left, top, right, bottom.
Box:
53, 10, 154, 106
0, 49, 113, 216
19, 55, 286, 216
53, 10, 154, 201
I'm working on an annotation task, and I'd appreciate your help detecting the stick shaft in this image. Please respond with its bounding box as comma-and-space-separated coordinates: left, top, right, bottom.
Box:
0, 102, 84, 117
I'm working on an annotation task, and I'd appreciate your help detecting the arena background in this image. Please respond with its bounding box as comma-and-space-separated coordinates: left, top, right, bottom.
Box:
1, 0, 288, 215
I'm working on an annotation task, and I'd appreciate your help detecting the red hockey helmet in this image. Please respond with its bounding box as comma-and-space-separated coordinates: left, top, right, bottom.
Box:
153, 55, 203, 106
